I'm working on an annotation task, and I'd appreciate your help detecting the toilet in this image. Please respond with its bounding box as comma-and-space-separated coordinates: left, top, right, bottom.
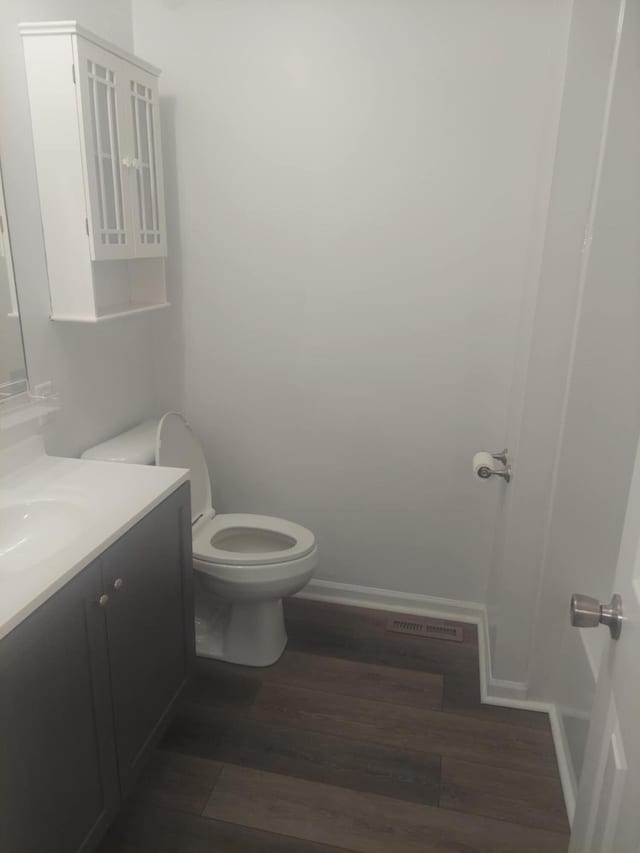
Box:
82, 413, 318, 666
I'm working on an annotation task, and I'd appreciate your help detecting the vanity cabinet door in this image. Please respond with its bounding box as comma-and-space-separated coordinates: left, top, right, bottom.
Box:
101, 483, 194, 795
0, 559, 119, 853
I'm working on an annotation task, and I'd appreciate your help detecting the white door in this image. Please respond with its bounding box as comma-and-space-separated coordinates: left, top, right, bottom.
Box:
568, 0, 640, 848
125, 65, 167, 258
74, 39, 132, 260
569, 437, 640, 852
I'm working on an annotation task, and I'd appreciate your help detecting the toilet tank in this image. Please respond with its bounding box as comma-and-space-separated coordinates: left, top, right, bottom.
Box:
81, 420, 159, 465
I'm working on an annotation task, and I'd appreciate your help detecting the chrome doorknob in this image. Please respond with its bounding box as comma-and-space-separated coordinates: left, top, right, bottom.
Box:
98, 594, 110, 608
570, 593, 622, 639
113, 578, 124, 591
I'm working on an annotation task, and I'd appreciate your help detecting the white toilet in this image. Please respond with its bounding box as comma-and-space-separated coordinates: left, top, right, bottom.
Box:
82, 413, 318, 666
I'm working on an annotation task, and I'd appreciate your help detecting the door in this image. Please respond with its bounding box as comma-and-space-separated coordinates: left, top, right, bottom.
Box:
74, 38, 132, 260
567, 0, 640, 849
101, 485, 193, 795
569, 440, 640, 851
0, 560, 119, 853
125, 64, 167, 257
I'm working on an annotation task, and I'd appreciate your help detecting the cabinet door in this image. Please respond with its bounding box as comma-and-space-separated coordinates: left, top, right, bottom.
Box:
0, 560, 119, 853
126, 64, 167, 258
102, 485, 193, 795
74, 38, 132, 260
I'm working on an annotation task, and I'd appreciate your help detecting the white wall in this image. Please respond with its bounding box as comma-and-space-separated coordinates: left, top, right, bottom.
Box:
0, 0, 159, 457
134, 0, 570, 603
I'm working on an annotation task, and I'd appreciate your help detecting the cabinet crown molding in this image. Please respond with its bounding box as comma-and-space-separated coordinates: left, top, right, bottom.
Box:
18, 20, 161, 77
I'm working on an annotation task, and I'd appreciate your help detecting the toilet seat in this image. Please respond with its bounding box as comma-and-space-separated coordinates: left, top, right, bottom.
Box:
193, 513, 316, 567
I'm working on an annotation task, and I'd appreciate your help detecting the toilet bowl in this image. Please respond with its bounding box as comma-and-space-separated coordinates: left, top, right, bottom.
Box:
82, 412, 318, 666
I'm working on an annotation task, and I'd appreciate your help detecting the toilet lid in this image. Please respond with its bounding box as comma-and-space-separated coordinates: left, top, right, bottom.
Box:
156, 412, 213, 523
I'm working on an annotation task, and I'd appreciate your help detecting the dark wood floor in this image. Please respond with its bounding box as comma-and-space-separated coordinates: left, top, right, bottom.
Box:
98, 598, 569, 853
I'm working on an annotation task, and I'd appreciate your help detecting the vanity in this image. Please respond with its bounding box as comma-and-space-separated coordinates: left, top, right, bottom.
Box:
0, 440, 194, 853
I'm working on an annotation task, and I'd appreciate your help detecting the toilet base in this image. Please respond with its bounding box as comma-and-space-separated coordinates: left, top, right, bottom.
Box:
196, 598, 288, 667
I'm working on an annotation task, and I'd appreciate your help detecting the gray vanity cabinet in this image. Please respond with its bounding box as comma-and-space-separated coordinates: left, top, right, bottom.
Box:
0, 558, 119, 853
102, 484, 194, 795
0, 483, 194, 853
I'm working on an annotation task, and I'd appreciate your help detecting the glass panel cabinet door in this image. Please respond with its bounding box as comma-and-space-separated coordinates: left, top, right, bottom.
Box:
75, 40, 132, 260
127, 69, 167, 258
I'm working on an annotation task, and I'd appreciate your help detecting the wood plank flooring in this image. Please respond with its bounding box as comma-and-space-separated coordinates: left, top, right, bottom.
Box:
98, 598, 570, 852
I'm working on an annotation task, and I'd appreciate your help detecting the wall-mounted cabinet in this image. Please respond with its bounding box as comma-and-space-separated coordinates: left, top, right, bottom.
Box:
21, 21, 169, 322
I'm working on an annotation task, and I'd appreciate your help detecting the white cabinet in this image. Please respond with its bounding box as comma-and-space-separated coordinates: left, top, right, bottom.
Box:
21, 22, 168, 322
75, 38, 166, 261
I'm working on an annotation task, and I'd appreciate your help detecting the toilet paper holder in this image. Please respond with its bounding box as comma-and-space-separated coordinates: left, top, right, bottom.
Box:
478, 449, 512, 483
491, 449, 508, 466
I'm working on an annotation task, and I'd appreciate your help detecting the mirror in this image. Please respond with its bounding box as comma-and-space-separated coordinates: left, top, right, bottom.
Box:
0, 162, 28, 400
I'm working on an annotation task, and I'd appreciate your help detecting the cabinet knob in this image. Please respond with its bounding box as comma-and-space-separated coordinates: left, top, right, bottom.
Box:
98, 594, 110, 608
113, 578, 124, 591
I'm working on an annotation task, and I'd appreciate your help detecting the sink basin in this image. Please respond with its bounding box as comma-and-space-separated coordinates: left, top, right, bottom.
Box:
0, 500, 88, 574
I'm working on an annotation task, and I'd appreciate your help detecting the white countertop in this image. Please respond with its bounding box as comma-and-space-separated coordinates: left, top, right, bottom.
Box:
0, 436, 189, 641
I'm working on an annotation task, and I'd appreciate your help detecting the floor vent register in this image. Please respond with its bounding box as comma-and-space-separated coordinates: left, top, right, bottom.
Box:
386, 617, 463, 643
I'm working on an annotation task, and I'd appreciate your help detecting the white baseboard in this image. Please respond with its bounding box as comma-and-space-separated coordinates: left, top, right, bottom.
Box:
297, 578, 485, 623
296, 577, 575, 824
548, 704, 577, 823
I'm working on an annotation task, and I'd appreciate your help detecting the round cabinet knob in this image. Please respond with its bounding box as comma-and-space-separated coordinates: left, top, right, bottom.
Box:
113, 578, 124, 591
98, 594, 109, 608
